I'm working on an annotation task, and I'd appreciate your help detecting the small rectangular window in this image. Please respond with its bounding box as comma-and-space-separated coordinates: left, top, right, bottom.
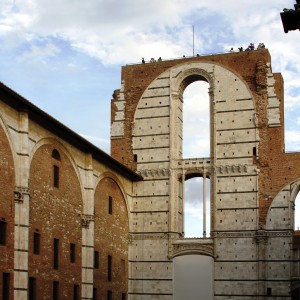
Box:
107, 290, 112, 300
267, 287, 272, 296
73, 284, 79, 300
108, 255, 112, 281
108, 196, 113, 215
29, 277, 36, 300
53, 165, 59, 188
0, 220, 7, 246
33, 232, 40, 255
122, 293, 126, 300
133, 154, 137, 162
53, 281, 59, 300
94, 251, 99, 269
2, 273, 10, 300
54, 238, 59, 269
70, 243, 76, 263
93, 288, 97, 300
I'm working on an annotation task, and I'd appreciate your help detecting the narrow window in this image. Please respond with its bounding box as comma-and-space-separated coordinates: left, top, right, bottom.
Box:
70, 243, 76, 263
107, 290, 112, 300
133, 154, 137, 162
53, 165, 59, 188
54, 238, 59, 269
253, 146, 257, 156
29, 277, 36, 300
108, 255, 112, 281
52, 149, 61, 161
33, 232, 40, 255
108, 196, 113, 215
73, 284, 79, 300
267, 287, 272, 296
93, 288, 98, 300
0, 220, 7, 245
2, 273, 10, 300
94, 251, 99, 269
53, 281, 59, 300
122, 293, 126, 300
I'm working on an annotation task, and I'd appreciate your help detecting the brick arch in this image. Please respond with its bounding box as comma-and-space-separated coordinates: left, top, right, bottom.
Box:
28, 141, 83, 299
0, 113, 15, 296
93, 174, 129, 298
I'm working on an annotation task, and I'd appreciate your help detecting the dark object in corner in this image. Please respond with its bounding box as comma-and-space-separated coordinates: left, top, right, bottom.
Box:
281, 1, 300, 33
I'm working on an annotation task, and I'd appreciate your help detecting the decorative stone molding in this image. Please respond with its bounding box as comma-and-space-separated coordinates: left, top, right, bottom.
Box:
14, 186, 30, 204
136, 168, 170, 178
255, 229, 268, 244
217, 164, 248, 174
129, 232, 179, 241
81, 214, 94, 228
171, 238, 214, 258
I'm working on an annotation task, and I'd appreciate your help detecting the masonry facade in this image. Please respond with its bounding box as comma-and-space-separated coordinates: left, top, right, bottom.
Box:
1, 48, 300, 300
111, 49, 300, 299
0, 83, 141, 300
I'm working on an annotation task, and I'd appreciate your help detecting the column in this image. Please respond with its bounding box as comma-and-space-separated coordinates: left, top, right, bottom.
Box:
203, 173, 206, 237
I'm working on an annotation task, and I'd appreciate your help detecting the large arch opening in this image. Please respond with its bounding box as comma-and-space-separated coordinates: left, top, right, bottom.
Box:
184, 176, 210, 238
182, 80, 210, 158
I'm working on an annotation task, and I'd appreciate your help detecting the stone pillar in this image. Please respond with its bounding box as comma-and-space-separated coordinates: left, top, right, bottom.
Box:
81, 153, 95, 300
14, 111, 30, 300
203, 173, 207, 237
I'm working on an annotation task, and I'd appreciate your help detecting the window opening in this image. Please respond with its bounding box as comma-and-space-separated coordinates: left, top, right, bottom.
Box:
29, 277, 36, 300
53, 165, 59, 188
93, 288, 98, 300
107, 290, 112, 300
94, 251, 99, 269
33, 231, 40, 255
0, 219, 7, 245
122, 293, 126, 300
108, 196, 113, 215
108, 255, 112, 281
70, 243, 76, 263
183, 81, 210, 158
73, 284, 79, 300
184, 176, 210, 238
52, 149, 61, 161
53, 238, 59, 269
2, 273, 10, 300
295, 193, 300, 231
53, 281, 59, 300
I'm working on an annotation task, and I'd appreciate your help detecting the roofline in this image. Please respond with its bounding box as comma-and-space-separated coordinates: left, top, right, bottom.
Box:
0, 82, 142, 182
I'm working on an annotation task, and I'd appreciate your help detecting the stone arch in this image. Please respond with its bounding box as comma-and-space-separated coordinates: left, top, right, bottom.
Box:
94, 171, 130, 221
93, 172, 129, 297
28, 137, 83, 298
29, 137, 84, 199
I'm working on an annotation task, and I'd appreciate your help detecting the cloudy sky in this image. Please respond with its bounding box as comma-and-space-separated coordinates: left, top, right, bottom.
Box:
0, 0, 300, 236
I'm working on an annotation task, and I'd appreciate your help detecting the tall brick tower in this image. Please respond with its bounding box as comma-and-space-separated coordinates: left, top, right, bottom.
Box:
111, 50, 300, 299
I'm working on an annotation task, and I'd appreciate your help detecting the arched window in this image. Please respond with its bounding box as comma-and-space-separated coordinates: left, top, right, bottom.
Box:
183, 81, 210, 158
52, 149, 61, 161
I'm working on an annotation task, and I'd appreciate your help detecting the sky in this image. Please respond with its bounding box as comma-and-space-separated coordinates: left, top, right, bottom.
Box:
0, 0, 300, 236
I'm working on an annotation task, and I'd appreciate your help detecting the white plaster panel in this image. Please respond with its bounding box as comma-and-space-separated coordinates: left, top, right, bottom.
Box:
215, 238, 256, 260
216, 192, 257, 209
217, 176, 256, 193
143, 87, 169, 98
215, 209, 257, 230
132, 197, 169, 212
136, 106, 170, 118
133, 117, 169, 135
132, 213, 168, 232
134, 180, 169, 196
15, 251, 28, 269
14, 226, 29, 250
134, 148, 169, 163
130, 262, 172, 279
139, 96, 170, 107
214, 281, 258, 295
111, 121, 124, 137
131, 279, 173, 294
216, 142, 256, 160
217, 128, 256, 143
214, 261, 257, 280
134, 135, 169, 148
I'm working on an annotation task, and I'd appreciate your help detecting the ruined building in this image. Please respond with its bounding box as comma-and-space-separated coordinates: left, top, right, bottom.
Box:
0, 49, 300, 299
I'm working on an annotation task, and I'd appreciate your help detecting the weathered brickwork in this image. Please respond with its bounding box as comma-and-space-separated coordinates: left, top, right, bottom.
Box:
111, 49, 300, 299
0, 118, 15, 300
0, 84, 140, 300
